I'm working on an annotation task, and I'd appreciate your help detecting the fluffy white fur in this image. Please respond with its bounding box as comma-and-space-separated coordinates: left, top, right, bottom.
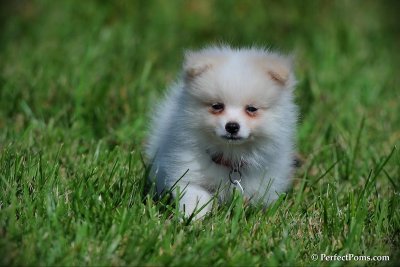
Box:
146, 46, 297, 219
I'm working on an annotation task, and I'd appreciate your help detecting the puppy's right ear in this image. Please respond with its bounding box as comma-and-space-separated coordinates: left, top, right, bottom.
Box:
183, 51, 214, 81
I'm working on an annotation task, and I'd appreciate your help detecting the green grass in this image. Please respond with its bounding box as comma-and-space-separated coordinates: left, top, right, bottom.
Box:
1, 0, 399, 266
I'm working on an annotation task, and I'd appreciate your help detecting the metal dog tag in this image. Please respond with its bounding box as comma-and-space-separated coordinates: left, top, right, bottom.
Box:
229, 169, 244, 194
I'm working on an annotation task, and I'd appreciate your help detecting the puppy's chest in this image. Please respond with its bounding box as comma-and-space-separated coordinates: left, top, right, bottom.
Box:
200, 164, 261, 189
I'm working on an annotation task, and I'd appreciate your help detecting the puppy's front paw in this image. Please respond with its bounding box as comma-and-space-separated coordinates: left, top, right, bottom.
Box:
176, 184, 213, 220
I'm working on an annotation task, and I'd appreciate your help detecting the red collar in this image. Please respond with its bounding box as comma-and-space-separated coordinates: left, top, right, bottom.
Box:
208, 151, 247, 169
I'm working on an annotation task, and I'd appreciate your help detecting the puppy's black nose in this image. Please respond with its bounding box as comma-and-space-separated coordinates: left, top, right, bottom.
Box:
225, 122, 240, 134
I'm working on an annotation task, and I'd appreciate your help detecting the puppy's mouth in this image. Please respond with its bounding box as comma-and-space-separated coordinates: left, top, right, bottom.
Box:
221, 135, 244, 141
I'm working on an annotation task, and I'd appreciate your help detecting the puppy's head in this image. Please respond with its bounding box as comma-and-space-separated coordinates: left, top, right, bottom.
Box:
183, 46, 296, 146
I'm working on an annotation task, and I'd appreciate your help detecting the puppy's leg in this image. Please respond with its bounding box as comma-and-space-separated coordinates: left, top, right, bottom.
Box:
175, 184, 213, 220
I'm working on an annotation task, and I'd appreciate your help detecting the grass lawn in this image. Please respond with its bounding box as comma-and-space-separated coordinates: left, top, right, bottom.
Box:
0, 0, 399, 266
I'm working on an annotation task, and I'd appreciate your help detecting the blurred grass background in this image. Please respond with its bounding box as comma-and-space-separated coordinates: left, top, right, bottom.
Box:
0, 0, 399, 266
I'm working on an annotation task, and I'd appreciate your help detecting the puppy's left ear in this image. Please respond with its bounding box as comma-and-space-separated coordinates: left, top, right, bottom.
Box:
183, 51, 216, 82
263, 55, 296, 89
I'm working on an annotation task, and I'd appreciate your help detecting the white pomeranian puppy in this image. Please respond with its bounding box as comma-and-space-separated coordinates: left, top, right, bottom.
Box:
146, 45, 297, 219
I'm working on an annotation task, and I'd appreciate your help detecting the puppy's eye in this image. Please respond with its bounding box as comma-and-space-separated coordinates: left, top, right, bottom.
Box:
211, 103, 224, 112
246, 105, 258, 113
